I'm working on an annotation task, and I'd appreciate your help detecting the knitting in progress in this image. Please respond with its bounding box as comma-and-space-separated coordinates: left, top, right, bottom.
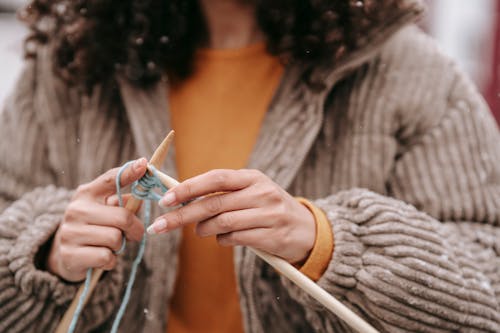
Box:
68, 162, 167, 333
65, 161, 379, 333
53, 125, 377, 333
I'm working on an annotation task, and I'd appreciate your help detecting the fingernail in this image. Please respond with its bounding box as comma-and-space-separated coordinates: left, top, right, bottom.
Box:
134, 158, 146, 171
159, 192, 176, 207
146, 225, 155, 235
147, 218, 167, 234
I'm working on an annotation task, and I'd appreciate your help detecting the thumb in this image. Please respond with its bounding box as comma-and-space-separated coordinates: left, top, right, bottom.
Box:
87, 158, 148, 197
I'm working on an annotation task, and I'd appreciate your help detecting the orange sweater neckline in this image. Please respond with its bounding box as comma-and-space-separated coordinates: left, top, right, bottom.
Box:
196, 42, 267, 60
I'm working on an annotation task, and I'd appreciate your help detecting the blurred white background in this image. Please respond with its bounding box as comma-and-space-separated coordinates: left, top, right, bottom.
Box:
426, 0, 496, 92
0, 0, 26, 109
0, 0, 499, 123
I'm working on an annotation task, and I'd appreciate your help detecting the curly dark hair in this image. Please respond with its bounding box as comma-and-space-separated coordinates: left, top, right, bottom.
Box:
20, 0, 397, 89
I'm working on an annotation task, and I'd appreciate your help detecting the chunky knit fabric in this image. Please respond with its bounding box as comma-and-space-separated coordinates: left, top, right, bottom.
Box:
1, 1, 499, 331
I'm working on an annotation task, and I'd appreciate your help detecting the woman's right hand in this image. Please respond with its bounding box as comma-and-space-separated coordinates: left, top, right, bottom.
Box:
47, 158, 148, 282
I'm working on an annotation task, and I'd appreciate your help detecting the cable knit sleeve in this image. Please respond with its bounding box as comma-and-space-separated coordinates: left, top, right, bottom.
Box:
280, 46, 500, 332
0, 52, 123, 332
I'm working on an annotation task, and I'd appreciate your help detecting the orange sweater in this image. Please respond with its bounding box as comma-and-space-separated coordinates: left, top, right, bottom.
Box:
167, 43, 333, 333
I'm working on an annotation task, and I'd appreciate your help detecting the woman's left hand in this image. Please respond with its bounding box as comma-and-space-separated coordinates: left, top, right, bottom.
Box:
148, 169, 316, 264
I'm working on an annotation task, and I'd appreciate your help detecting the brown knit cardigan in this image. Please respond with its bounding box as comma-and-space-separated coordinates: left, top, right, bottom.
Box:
0, 1, 499, 332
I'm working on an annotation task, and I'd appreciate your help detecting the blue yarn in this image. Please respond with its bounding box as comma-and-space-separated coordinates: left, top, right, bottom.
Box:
114, 235, 127, 255
109, 198, 150, 333
68, 162, 168, 333
68, 269, 92, 333
131, 165, 168, 202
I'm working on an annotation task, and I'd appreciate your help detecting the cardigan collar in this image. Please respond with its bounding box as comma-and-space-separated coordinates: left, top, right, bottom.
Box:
117, 0, 424, 190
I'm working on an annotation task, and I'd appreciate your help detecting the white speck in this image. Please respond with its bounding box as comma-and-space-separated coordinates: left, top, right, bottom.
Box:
76, 138, 80, 144
355, 1, 364, 7
37, 17, 54, 33
143, 308, 154, 320
480, 281, 491, 290
276, 296, 280, 301
147, 61, 156, 70
135, 37, 144, 45
25, 40, 37, 54
55, 3, 68, 15
160, 36, 170, 44
80, 8, 88, 15
61, 170, 65, 175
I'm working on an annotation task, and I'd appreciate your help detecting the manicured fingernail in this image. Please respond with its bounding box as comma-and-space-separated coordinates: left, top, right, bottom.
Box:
134, 158, 146, 171
147, 218, 167, 234
159, 192, 176, 207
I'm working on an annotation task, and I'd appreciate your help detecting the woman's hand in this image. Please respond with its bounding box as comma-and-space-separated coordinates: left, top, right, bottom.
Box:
148, 169, 316, 264
47, 158, 148, 282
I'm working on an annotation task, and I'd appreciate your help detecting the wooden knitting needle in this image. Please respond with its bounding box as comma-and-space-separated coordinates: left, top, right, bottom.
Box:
251, 248, 379, 333
55, 130, 175, 333
151, 168, 379, 333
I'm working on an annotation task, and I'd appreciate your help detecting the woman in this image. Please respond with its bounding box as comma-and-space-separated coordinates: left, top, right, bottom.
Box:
0, 0, 499, 332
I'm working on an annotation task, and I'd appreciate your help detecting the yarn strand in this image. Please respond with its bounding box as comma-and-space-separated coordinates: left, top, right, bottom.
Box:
110, 199, 151, 333
68, 161, 168, 333
67, 269, 92, 333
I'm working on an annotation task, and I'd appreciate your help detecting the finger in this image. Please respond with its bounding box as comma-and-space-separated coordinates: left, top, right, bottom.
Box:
216, 228, 274, 250
195, 208, 273, 237
105, 193, 135, 207
71, 201, 144, 241
84, 158, 148, 198
60, 245, 117, 279
149, 189, 257, 234
218, 227, 312, 263
100, 254, 119, 271
60, 223, 125, 252
159, 169, 262, 207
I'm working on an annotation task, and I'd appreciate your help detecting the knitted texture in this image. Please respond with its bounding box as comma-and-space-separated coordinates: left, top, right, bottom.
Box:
1, 2, 499, 332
